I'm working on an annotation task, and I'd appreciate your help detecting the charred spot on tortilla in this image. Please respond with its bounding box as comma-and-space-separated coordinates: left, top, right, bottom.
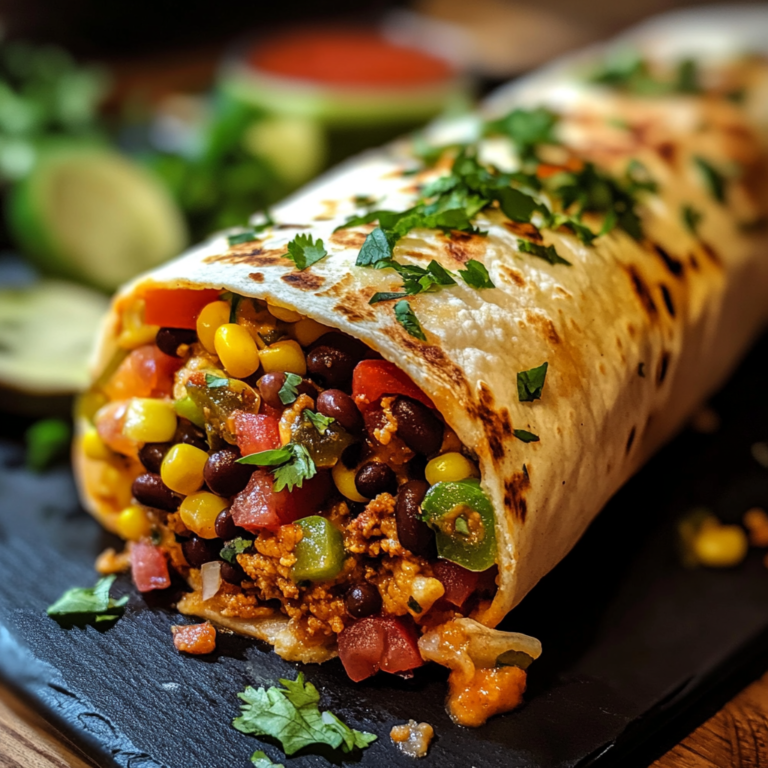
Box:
657, 352, 671, 385
501, 267, 527, 288
526, 313, 561, 345
652, 244, 685, 278
249, 272, 265, 282
689, 253, 701, 271
469, 384, 511, 463
626, 265, 658, 319
203, 248, 291, 267
329, 228, 370, 249
700, 240, 723, 267
656, 141, 678, 166
333, 301, 376, 323
504, 471, 531, 523
660, 284, 676, 317
503, 221, 543, 242
626, 426, 637, 455
281, 272, 326, 291
443, 231, 487, 266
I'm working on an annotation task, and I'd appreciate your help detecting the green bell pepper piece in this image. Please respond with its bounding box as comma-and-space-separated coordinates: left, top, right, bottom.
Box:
290, 516, 345, 583
421, 479, 497, 572
173, 395, 206, 429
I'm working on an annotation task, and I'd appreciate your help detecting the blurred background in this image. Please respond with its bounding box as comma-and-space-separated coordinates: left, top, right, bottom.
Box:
0, 0, 754, 434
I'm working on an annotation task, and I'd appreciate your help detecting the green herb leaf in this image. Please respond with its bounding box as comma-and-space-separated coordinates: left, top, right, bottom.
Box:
676, 59, 700, 94
205, 373, 229, 388
25, 418, 71, 472
407, 596, 423, 613
47, 575, 128, 623
251, 751, 284, 768
305, 410, 335, 435
336, 209, 387, 232
229, 294, 242, 323
237, 446, 294, 467
517, 362, 548, 402
285, 234, 328, 271
496, 186, 541, 223
356, 227, 393, 266
220, 537, 254, 565
517, 239, 571, 266
458, 259, 495, 289
485, 107, 559, 162
369, 291, 409, 304
694, 156, 726, 203
233, 673, 377, 756
513, 429, 540, 443
237, 444, 317, 491
353, 194, 379, 208
278, 372, 303, 405
394, 300, 427, 342
682, 204, 703, 236
454, 517, 470, 536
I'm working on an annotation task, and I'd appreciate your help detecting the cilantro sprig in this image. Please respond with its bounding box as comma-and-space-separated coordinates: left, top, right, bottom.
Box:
46, 575, 128, 624
205, 372, 229, 388
394, 300, 427, 342
591, 52, 701, 96
517, 239, 571, 266
237, 443, 316, 491
233, 673, 377, 756
284, 234, 328, 271
220, 537, 253, 564
227, 213, 275, 246
305, 410, 334, 435
485, 106, 559, 162
517, 362, 548, 402
682, 204, 703, 236
694, 156, 727, 203
278, 372, 302, 405
514, 429, 540, 443
251, 752, 284, 768
459, 259, 494, 289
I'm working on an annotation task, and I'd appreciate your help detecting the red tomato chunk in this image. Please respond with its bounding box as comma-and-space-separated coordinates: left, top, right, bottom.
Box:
432, 560, 481, 609
131, 542, 171, 592
233, 412, 281, 456
103, 345, 180, 401
142, 288, 221, 329
352, 360, 434, 411
172, 622, 217, 654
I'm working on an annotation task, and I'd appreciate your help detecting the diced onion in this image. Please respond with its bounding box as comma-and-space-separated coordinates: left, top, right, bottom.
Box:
201, 561, 222, 601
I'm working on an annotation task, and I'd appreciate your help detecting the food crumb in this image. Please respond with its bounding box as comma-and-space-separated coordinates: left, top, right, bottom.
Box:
690, 406, 720, 434
172, 622, 217, 654
95, 546, 131, 574
390, 720, 434, 758
743, 507, 768, 547
751, 442, 768, 469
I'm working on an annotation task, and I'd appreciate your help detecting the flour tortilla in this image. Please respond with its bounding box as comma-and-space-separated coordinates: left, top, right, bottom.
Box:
75, 7, 768, 653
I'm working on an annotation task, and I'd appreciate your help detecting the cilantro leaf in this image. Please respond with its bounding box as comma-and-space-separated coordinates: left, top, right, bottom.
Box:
285, 234, 328, 271
485, 107, 559, 162
233, 673, 377, 756
517, 362, 548, 402
278, 372, 302, 405
394, 300, 427, 342
47, 575, 128, 624
336, 209, 387, 232
407, 596, 423, 613
496, 186, 541, 223
694, 156, 726, 203
205, 372, 229, 388
237, 444, 317, 491
251, 751, 284, 768
459, 259, 494, 289
682, 204, 703, 236
237, 446, 294, 467
229, 294, 242, 323
356, 227, 392, 266
676, 58, 700, 94
513, 429, 540, 443
305, 410, 334, 435
220, 537, 253, 565
369, 291, 409, 304
25, 418, 71, 472
517, 238, 571, 266
228, 230, 259, 246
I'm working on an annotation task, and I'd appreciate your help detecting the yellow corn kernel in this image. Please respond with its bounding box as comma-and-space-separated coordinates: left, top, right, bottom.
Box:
83, 426, 113, 461
425, 452, 478, 485
292, 318, 331, 346
161, 443, 209, 496
693, 525, 748, 568
408, 576, 445, 616
259, 339, 307, 376
332, 461, 368, 503
196, 300, 230, 353
214, 323, 260, 379
116, 505, 152, 541
94, 464, 133, 507
267, 304, 303, 323
123, 398, 177, 443
179, 491, 228, 538
117, 300, 160, 350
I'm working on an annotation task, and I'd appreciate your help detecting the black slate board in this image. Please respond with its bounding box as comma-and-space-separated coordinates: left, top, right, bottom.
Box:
3, 336, 768, 768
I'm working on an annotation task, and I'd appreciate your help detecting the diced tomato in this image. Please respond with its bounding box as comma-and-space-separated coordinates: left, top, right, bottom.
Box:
338, 616, 423, 682
131, 542, 171, 592
233, 412, 281, 456
95, 400, 136, 456
352, 360, 434, 411
142, 287, 221, 330
103, 345, 180, 401
433, 560, 481, 608
231, 469, 332, 532
260, 401, 284, 421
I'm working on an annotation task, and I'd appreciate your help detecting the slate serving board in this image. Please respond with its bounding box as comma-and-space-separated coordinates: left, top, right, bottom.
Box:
3, 335, 768, 768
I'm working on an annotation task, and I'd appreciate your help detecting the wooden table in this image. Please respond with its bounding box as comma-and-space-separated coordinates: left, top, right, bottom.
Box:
2, 673, 768, 768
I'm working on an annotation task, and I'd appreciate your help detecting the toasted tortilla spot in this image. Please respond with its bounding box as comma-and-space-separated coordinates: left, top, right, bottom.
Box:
503, 221, 543, 242
500, 266, 526, 288
249, 272, 265, 282
626, 426, 636, 454
652, 244, 685, 278
627, 322, 637, 338
468, 383, 509, 463
503, 471, 531, 522
329, 228, 371, 249
689, 253, 700, 271
626, 265, 658, 319
700, 240, 723, 267
443, 232, 487, 266
281, 272, 326, 291
660, 284, 676, 317
656, 141, 677, 165
527, 313, 560, 344
657, 351, 671, 384
204, 247, 291, 267
334, 299, 376, 323
318, 273, 354, 298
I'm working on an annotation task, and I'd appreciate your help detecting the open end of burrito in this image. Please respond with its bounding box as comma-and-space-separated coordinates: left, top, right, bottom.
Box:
75, 284, 541, 727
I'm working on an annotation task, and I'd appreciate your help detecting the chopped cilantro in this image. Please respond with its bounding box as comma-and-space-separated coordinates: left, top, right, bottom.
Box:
251, 752, 284, 768
220, 537, 253, 565
25, 418, 71, 472
394, 300, 427, 342
485, 107, 559, 162
459, 259, 494, 289
407, 596, 423, 613
233, 673, 377, 756
624, 159, 658, 195
284, 234, 328, 271
676, 59, 700, 94
356, 227, 393, 266
682, 205, 703, 236
47, 575, 128, 624
237, 444, 317, 491
517, 362, 548, 402
694, 156, 726, 203
514, 429, 540, 443
353, 194, 378, 208
205, 372, 229, 388
278, 372, 302, 405
369, 259, 457, 304
228, 230, 259, 246
517, 238, 571, 266
591, 51, 700, 96
305, 410, 334, 435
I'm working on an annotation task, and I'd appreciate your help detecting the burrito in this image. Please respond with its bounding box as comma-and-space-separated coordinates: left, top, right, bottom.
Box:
74, 8, 768, 728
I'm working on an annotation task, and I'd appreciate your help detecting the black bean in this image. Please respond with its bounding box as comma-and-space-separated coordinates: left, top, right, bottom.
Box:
395, 479, 435, 558
132, 473, 180, 512
175, 421, 208, 451
257, 372, 286, 409
392, 396, 444, 455
204, 448, 253, 497
214, 507, 239, 540
138, 442, 171, 474
220, 561, 247, 584
181, 535, 221, 568
155, 327, 197, 357
307, 346, 356, 387
345, 583, 382, 618
316, 389, 364, 433
341, 442, 363, 470
355, 462, 397, 498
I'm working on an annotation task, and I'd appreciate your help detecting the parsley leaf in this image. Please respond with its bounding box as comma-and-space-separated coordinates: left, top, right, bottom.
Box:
514, 429, 540, 443
278, 372, 302, 405
517, 362, 548, 402
682, 204, 703, 236
517, 238, 571, 266
369, 291, 409, 304
485, 107, 559, 162
233, 673, 377, 756
228, 230, 259, 246
237, 444, 317, 491
590, 51, 700, 96
459, 259, 494, 289
285, 234, 328, 270
356, 227, 393, 266
694, 156, 726, 203
394, 300, 427, 342
205, 372, 229, 388
47, 575, 128, 624
220, 537, 253, 565
25, 418, 71, 472
251, 752, 284, 768
305, 410, 334, 435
